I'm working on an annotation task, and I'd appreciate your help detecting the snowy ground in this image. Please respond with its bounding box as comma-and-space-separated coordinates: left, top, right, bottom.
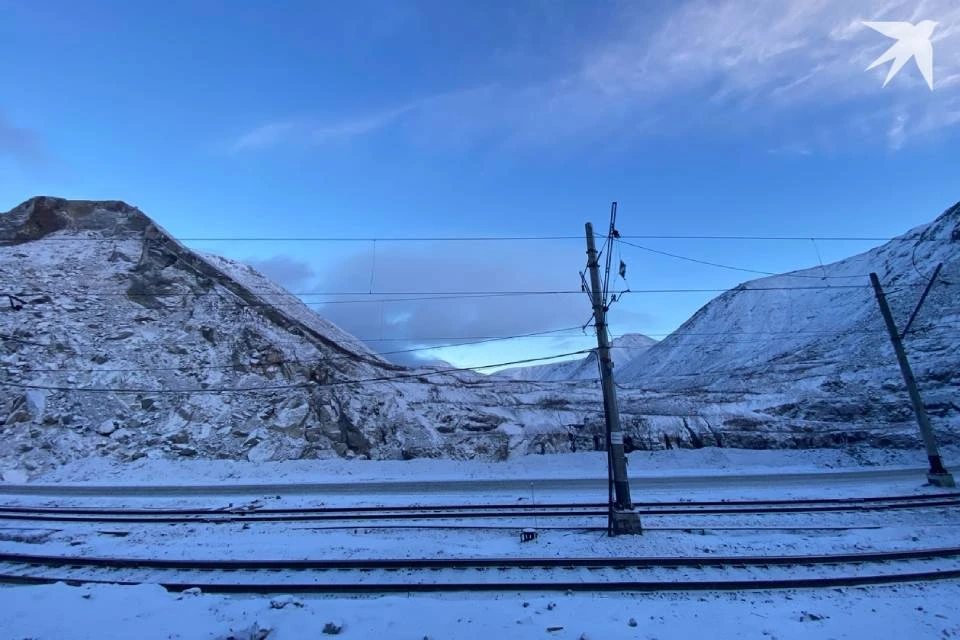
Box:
3, 581, 960, 640
1, 447, 958, 561
25, 445, 957, 485
2, 447, 960, 638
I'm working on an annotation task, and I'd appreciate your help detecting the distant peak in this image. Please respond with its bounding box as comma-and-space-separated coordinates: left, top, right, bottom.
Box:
613, 333, 658, 347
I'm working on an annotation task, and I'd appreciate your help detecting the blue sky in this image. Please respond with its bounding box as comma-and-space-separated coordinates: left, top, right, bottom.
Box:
1, 0, 959, 369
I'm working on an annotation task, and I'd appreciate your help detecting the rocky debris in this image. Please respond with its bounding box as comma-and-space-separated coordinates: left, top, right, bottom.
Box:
3, 390, 46, 425
269, 596, 304, 609
798, 611, 828, 622
167, 430, 189, 444
322, 622, 343, 635
96, 420, 118, 436
216, 623, 272, 640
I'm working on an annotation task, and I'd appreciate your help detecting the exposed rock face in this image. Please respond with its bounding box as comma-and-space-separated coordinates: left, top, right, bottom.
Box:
0, 197, 539, 474
1, 196, 959, 478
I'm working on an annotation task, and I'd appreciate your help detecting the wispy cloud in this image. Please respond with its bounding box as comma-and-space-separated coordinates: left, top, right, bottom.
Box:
233, 0, 960, 154
230, 103, 418, 153
523, 0, 960, 148
767, 143, 814, 156
888, 112, 909, 150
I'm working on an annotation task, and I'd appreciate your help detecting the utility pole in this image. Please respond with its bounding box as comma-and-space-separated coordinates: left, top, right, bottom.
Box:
585, 217, 642, 534
869, 272, 955, 488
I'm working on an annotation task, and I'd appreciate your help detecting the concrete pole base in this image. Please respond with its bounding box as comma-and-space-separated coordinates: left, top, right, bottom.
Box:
927, 472, 957, 488
611, 510, 643, 535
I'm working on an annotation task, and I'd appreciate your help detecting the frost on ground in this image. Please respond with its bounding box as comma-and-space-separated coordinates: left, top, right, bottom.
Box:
2, 197, 960, 480
2, 453, 957, 563
23, 445, 958, 487
3, 581, 959, 640
2, 451, 959, 638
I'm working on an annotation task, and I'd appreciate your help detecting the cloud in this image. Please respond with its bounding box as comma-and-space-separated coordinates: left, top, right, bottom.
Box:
229, 122, 298, 153
232, 0, 960, 154
518, 0, 960, 148
244, 255, 317, 290
0, 115, 46, 167
767, 143, 814, 156
386, 352, 454, 368
888, 112, 909, 150
308, 243, 602, 365
230, 103, 418, 152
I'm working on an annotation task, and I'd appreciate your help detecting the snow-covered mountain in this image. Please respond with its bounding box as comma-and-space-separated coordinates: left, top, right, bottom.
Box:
614, 201, 960, 449
2, 196, 959, 478
0, 197, 582, 475
494, 333, 657, 381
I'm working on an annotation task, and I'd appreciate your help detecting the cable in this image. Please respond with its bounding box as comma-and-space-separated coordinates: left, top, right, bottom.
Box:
4, 234, 939, 303
18, 289, 587, 299
911, 233, 956, 286
5, 282, 950, 305
0, 233, 909, 242
609, 325, 960, 340
10, 325, 592, 374
0, 350, 593, 394
617, 239, 776, 277
16, 324, 958, 376
617, 239, 871, 280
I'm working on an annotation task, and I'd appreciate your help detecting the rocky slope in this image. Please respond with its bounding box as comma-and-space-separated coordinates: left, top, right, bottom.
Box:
0, 197, 592, 476
1, 196, 959, 478
614, 201, 960, 450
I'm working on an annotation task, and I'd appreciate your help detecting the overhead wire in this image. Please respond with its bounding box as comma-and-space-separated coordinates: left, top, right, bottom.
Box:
0, 233, 915, 243
3, 282, 952, 306
4, 220, 954, 389
0, 349, 593, 394
7, 325, 594, 374
616, 238, 872, 280
10, 323, 958, 377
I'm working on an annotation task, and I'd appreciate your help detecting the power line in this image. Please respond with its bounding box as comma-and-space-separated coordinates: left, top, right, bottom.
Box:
642, 321, 957, 338
6, 282, 949, 304
9, 326, 593, 374
0, 350, 593, 394
14, 323, 959, 376
1, 233, 908, 242
617, 239, 776, 276
616, 238, 873, 279
5, 231, 940, 304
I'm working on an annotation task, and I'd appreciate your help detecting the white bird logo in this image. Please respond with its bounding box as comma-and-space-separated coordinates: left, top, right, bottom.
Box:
863, 20, 937, 90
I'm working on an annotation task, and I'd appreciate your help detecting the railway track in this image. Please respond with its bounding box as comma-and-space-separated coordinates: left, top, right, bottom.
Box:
0, 468, 930, 497
3, 547, 960, 593
2, 492, 958, 525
